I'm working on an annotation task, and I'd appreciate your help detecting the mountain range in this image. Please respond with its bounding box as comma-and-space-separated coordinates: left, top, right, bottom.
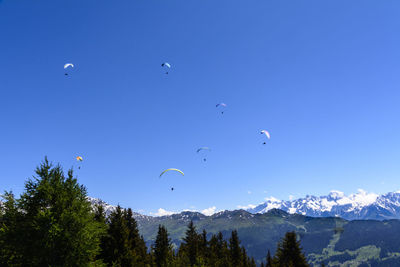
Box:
88, 192, 400, 266
89, 190, 400, 221
246, 190, 400, 220
134, 210, 400, 266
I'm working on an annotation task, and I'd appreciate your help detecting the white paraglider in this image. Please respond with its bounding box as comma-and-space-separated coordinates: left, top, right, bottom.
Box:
161, 62, 171, 74
260, 130, 271, 145
64, 63, 74, 76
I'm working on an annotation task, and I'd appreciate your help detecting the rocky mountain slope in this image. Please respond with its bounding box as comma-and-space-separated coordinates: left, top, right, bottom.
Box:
247, 190, 400, 220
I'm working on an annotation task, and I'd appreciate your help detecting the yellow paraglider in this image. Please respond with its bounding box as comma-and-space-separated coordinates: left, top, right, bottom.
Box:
159, 168, 184, 178
76, 156, 83, 162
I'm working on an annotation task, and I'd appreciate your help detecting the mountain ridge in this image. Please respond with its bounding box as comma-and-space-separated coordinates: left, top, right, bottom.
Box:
88, 189, 400, 221
247, 190, 400, 220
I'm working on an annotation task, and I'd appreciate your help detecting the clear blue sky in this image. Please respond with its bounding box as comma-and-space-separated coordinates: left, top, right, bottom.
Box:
1, 0, 400, 214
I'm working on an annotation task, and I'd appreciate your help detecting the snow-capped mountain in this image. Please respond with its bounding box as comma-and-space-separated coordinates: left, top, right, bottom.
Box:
87, 197, 116, 217
88, 190, 400, 221
246, 190, 400, 220
87, 197, 152, 226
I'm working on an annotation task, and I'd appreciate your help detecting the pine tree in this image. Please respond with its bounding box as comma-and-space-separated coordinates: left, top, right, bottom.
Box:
181, 221, 200, 266
100, 205, 134, 266
0, 192, 24, 265
217, 231, 230, 267
124, 208, 148, 265
199, 229, 208, 261
273, 232, 309, 267
207, 233, 219, 266
266, 249, 273, 267
250, 257, 257, 267
153, 225, 172, 267
94, 204, 107, 225
0, 158, 106, 266
124, 208, 140, 249
136, 235, 150, 266
229, 230, 242, 267
241, 247, 248, 267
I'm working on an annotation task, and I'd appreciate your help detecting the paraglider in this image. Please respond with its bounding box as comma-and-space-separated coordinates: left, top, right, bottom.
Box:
260, 130, 271, 145
159, 168, 184, 192
216, 103, 227, 114
64, 63, 74, 76
159, 168, 184, 178
197, 147, 211, 161
76, 156, 83, 169
64, 63, 74, 69
161, 62, 171, 74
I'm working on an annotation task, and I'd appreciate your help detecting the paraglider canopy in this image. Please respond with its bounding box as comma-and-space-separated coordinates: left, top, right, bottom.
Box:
216, 103, 227, 108
216, 103, 227, 114
159, 168, 184, 178
161, 62, 171, 68
260, 130, 271, 139
197, 147, 211, 162
64, 63, 74, 69
64, 63, 74, 76
196, 147, 211, 153
161, 62, 171, 74
76, 156, 83, 162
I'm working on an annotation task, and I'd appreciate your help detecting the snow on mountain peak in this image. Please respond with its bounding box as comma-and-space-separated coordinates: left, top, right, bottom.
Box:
247, 190, 400, 220
328, 190, 345, 199
351, 189, 378, 206
264, 196, 280, 202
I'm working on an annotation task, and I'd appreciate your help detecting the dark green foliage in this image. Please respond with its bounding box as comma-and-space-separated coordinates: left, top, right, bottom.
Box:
153, 225, 172, 267
272, 232, 309, 267
180, 220, 199, 266
335, 220, 400, 253
99, 206, 149, 266
297, 230, 333, 254
0, 192, 24, 266
0, 158, 262, 267
199, 229, 208, 260
10, 157, 400, 266
0, 158, 106, 266
94, 204, 107, 225
124, 208, 148, 264
266, 250, 272, 267
208, 231, 230, 266
229, 230, 242, 266
174, 222, 257, 267
134, 210, 400, 265
100, 205, 132, 266
369, 258, 400, 266
327, 251, 354, 262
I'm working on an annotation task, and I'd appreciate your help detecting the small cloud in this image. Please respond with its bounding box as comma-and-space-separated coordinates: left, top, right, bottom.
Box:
353, 189, 378, 205
247, 190, 252, 195
182, 208, 196, 212
289, 195, 294, 201
201, 206, 217, 216
151, 208, 176, 217
264, 196, 280, 202
237, 204, 257, 210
